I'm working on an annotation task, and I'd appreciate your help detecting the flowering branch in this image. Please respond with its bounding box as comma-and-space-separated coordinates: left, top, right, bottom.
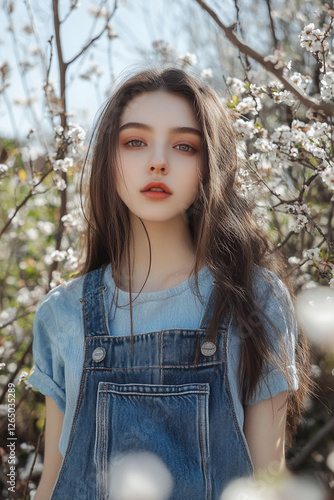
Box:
193, 0, 334, 116
0, 167, 53, 239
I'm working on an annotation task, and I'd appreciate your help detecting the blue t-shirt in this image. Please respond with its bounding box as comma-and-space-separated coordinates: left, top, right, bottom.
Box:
28, 264, 299, 457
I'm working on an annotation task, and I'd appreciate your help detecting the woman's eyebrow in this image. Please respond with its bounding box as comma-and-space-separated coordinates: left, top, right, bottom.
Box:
119, 121, 202, 138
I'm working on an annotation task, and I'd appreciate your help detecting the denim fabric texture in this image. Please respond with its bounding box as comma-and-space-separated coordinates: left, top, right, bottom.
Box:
28, 265, 299, 500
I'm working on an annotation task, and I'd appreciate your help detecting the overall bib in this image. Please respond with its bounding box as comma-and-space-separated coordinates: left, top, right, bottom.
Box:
50, 266, 253, 500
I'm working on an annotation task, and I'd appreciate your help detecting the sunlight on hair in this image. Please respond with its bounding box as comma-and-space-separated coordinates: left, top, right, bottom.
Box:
296, 287, 334, 350
106, 451, 173, 500
220, 472, 328, 500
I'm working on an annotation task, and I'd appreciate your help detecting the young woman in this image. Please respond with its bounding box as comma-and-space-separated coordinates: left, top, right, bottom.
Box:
29, 67, 310, 500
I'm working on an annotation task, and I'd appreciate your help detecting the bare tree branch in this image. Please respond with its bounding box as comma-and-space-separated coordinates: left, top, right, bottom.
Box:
288, 415, 334, 470
66, 1, 118, 66
193, 0, 334, 116
265, 0, 279, 49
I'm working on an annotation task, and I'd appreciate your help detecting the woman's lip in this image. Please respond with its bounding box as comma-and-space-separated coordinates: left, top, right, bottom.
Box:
141, 182, 172, 194
141, 191, 171, 200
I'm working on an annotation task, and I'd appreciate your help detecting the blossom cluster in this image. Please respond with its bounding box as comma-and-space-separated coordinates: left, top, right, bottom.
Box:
299, 23, 330, 54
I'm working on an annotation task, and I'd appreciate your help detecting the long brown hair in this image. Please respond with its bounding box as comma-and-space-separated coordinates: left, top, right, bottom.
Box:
79, 66, 310, 443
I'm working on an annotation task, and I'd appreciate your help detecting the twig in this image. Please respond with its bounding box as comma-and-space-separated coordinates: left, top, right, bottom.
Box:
233, 0, 251, 69
0, 167, 54, 238
193, 0, 334, 116
66, 0, 118, 66
23, 420, 46, 500
0, 310, 35, 330
288, 415, 334, 470
5, 8, 49, 150
0, 340, 32, 406
265, 0, 279, 49
276, 229, 296, 249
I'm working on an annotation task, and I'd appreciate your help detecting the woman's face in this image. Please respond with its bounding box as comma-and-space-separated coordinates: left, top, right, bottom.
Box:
116, 90, 203, 223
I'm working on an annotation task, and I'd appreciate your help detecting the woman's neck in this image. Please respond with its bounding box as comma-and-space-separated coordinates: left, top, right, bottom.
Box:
118, 214, 198, 293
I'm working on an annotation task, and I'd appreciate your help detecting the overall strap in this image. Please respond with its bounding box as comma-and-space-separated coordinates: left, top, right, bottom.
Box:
81, 266, 109, 337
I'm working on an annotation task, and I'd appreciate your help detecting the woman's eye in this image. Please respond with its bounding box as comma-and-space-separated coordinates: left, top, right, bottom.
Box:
126, 140, 145, 147
176, 144, 194, 152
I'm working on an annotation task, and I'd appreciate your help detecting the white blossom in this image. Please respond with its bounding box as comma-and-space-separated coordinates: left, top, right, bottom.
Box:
329, 278, 334, 288
288, 256, 301, 265
37, 221, 55, 235
67, 123, 86, 154
264, 50, 286, 68
320, 163, 334, 190
49, 270, 66, 289
233, 119, 255, 139
249, 84, 265, 97
274, 90, 298, 106
54, 176, 67, 191
201, 68, 212, 79
290, 72, 312, 91
25, 228, 38, 240
53, 157, 74, 173
236, 96, 262, 115
0, 308, 17, 327
292, 214, 308, 233
50, 250, 67, 262
64, 247, 79, 271
0, 164, 8, 174
320, 71, 334, 101
178, 52, 197, 66
18, 370, 29, 383
306, 122, 329, 139
254, 138, 278, 153
54, 125, 64, 135
226, 77, 246, 95
300, 23, 329, 53
306, 248, 321, 261
88, 5, 108, 18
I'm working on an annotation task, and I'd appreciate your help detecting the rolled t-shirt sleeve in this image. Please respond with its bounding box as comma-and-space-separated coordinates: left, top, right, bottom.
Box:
28, 298, 66, 413
244, 270, 299, 405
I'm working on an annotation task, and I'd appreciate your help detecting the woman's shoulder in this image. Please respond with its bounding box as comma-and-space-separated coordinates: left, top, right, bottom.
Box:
253, 265, 291, 303
35, 273, 86, 321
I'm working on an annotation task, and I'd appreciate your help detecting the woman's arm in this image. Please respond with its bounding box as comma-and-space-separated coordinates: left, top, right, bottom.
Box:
34, 396, 64, 500
243, 391, 288, 475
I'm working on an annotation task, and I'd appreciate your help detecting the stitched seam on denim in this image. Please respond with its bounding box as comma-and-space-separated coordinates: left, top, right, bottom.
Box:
86, 361, 224, 370
96, 391, 101, 500
51, 311, 90, 497
99, 285, 109, 336
98, 390, 209, 396
102, 388, 107, 499
223, 314, 254, 472
203, 389, 210, 500
85, 328, 226, 339
160, 331, 164, 385
198, 385, 209, 498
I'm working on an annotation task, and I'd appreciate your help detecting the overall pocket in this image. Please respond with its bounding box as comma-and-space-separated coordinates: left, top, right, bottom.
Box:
94, 381, 210, 500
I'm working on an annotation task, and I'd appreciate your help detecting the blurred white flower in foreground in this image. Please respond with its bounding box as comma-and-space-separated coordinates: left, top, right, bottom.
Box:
296, 287, 334, 350
220, 472, 328, 500
107, 451, 173, 500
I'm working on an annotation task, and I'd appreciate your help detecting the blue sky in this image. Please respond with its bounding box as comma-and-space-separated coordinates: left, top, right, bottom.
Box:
1, 0, 235, 143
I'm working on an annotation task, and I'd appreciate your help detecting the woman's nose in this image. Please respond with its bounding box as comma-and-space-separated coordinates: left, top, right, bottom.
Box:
148, 161, 168, 174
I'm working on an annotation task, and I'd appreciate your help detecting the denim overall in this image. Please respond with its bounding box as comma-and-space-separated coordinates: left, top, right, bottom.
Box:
50, 266, 253, 500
